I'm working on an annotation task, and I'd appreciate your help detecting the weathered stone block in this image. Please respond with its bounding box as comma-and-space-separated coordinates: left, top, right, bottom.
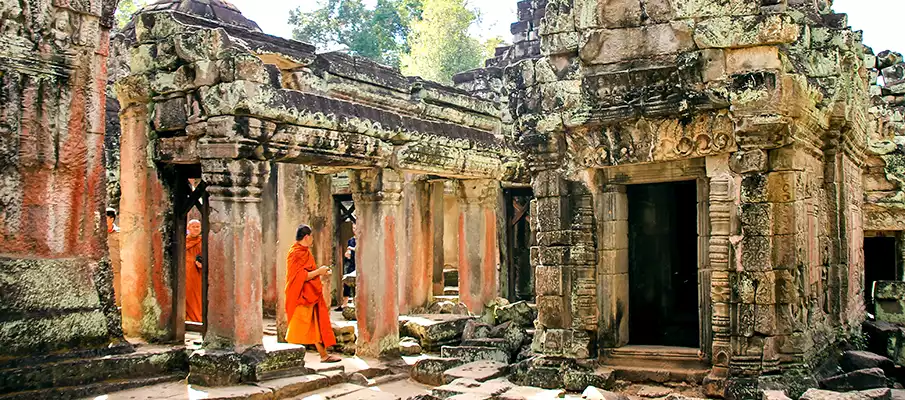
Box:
818, 368, 887, 392
598, 249, 628, 275
153, 97, 187, 132
535, 265, 564, 296
579, 22, 695, 65
726, 46, 782, 74
841, 351, 895, 375
740, 203, 773, 236
701, 48, 728, 82
741, 235, 772, 271
673, 0, 759, 18
400, 315, 476, 352
411, 357, 465, 386
600, 220, 628, 250
440, 346, 510, 364
574, 0, 642, 30
497, 301, 538, 327
536, 296, 569, 328
874, 281, 905, 325
694, 15, 799, 49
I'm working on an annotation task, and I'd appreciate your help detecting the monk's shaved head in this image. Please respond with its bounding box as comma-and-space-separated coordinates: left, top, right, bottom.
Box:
187, 219, 202, 238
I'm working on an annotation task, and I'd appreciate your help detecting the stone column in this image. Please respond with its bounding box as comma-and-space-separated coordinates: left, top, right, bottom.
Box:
200, 159, 269, 352
531, 170, 597, 359
274, 165, 335, 342
456, 179, 501, 314
399, 175, 434, 313
351, 168, 403, 357
118, 101, 179, 342
594, 184, 628, 348
431, 181, 447, 296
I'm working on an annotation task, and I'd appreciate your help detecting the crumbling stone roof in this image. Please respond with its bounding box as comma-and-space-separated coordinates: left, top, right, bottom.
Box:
123, 0, 261, 39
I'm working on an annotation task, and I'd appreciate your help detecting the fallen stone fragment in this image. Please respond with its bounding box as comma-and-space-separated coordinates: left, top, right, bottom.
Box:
495, 301, 536, 327
820, 368, 887, 391
800, 388, 891, 400
400, 314, 475, 352
440, 346, 510, 364
877, 50, 904, 69
453, 302, 469, 315
462, 319, 492, 340
842, 351, 895, 374
400, 337, 423, 356
563, 368, 615, 392
761, 390, 792, 400
582, 385, 629, 400
442, 360, 509, 384
490, 320, 527, 352
429, 301, 455, 314
342, 305, 356, 321
431, 377, 513, 398
411, 357, 465, 386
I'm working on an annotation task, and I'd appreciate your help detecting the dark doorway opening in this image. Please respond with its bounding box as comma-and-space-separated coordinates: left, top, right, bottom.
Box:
864, 235, 898, 310
627, 180, 699, 348
505, 188, 535, 302
333, 194, 356, 307
171, 165, 209, 336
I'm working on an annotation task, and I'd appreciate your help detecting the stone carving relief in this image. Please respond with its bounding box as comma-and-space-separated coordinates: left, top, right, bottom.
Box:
570, 111, 736, 168
0, 0, 22, 36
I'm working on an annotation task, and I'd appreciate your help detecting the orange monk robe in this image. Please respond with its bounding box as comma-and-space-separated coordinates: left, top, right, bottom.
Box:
285, 242, 336, 348
185, 235, 203, 323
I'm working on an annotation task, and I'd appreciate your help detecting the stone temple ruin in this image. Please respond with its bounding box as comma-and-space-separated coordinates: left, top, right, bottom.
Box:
3, 0, 905, 399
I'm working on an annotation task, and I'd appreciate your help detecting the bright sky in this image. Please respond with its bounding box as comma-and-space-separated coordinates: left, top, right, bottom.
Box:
230, 0, 515, 42
228, 0, 901, 53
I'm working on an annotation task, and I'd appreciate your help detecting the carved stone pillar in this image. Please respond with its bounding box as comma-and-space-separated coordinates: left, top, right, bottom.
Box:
274, 165, 334, 342
456, 179, 501, 314
351, 168, 403, 358
199, 159, 269, 352
399, 174, 434, 313
118, 103, 179, 342
530, 169, 597, 359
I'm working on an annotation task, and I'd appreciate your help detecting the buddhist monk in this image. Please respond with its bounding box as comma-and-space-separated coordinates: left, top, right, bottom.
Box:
106, 208, 121, 307
285, 224, 340, 363
185, 219, 203, 323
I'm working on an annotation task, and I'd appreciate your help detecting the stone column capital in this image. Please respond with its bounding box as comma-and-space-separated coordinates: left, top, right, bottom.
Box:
349, 168, 403, 204
456, 179, 499, 205
201, 159, 270, 201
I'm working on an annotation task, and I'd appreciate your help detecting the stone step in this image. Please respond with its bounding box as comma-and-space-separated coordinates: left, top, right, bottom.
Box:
255, 371, 346, 398
0, 344, 187, 395
444, 286, 460, 296
0, 373, 184, 400
602, 345, 709, 370
606, 365, 710, 384
443, 269, 459, 288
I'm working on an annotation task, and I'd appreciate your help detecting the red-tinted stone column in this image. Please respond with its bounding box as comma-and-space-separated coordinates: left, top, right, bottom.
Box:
118, 97, 178, 342
275, 164, 335, 342
351, 168, 403, 358
201, 159, 269, 352
399, 174, 434, 313
456, 179, 501, 314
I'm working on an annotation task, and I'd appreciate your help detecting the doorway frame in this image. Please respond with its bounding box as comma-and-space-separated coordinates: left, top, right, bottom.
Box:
594, 158, 711, 360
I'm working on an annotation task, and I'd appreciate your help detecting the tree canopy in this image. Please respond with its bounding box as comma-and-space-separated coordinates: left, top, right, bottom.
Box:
289, 0, 422, 68
115, 0, 146, 29
289, 0, 504, 84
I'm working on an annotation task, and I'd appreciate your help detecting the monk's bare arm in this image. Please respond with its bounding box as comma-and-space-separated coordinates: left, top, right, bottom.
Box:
303, 266, 330, 281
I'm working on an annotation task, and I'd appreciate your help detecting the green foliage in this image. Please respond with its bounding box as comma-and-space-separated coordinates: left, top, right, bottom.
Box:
289, 0, 423, 67
115, 0, 147, 29
400, 0, 486, 84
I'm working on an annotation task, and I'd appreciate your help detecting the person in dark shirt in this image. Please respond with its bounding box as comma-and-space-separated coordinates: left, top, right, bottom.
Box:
336, 227, 356, 311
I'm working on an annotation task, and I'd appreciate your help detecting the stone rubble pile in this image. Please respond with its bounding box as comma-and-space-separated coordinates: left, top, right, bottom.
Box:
868, 50, 905, 107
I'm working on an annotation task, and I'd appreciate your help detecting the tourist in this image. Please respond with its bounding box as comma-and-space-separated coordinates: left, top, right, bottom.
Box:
185, 220, 203, 323
106, 208, 122, 307
285, 224, 340, 363
336, 227, 356, 311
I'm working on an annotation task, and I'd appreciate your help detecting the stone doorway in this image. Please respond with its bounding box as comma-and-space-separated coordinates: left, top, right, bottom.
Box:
864, 233, 899, 310
504, 188, 535, 302
627, 180, 699, 348
334, 194, 357, 308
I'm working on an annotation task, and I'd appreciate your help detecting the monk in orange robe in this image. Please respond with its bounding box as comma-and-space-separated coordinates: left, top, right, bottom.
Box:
285, 224, 340, 362
185, 219, 203, 323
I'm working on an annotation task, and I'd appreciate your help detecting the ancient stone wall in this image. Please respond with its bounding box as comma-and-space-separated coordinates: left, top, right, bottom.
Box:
503, 0, 873, 395
0, 0, 124, 358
